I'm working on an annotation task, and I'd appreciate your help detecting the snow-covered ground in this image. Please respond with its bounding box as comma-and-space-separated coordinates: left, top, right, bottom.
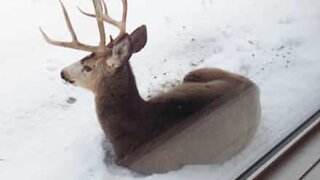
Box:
1, 0, 320, 179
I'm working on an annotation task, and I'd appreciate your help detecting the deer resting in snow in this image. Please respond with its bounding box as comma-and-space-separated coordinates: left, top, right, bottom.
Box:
41, 0, 261, 174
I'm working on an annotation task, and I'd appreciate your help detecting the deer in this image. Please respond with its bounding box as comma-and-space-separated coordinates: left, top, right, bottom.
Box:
40, 0, 256, 163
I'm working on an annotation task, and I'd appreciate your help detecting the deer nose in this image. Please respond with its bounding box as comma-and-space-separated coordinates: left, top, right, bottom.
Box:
61, 71, 67, 81
60, 71, 74, 84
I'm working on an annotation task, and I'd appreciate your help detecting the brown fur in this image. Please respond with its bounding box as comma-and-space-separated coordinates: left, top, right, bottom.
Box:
94, 61, 252, 159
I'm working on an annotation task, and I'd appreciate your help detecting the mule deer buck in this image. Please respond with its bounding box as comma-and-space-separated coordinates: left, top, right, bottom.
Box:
41, 0, 260, 174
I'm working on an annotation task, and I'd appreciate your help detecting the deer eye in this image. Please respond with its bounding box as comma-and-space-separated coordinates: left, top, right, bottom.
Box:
82, 65, 93, 72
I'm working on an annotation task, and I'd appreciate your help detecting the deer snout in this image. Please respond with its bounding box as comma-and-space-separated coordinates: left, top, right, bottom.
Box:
61, 70, 75, 84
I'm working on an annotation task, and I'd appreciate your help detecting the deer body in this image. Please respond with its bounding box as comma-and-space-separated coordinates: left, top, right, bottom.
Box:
41, 0, 258, 164
94, 60, 251, 158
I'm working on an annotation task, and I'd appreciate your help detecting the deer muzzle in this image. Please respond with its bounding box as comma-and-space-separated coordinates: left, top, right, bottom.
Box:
61, 71, 75, 84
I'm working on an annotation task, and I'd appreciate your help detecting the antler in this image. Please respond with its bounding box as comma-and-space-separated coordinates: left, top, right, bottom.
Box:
78, 0, 127, 36
40, 0, 108, 53
92, 0, 106, 47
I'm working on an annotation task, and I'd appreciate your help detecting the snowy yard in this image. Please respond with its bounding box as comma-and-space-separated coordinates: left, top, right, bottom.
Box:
1, 0, 320, 179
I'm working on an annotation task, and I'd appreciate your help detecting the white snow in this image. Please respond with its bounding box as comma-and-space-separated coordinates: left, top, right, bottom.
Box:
1, 0, 320, 179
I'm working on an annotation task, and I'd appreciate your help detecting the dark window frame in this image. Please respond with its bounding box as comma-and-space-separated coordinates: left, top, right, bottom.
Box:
236, 108, 320, 179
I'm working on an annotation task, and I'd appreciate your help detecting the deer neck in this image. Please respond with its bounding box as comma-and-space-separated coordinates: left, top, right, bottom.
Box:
94, 62, 146, 135
94, 62, 151, 158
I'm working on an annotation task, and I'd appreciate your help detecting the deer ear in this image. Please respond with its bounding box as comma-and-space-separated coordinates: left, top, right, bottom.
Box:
129, 25, 147, 53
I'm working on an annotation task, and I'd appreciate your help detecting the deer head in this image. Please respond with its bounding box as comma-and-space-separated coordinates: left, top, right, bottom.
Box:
40, 0, 147, 92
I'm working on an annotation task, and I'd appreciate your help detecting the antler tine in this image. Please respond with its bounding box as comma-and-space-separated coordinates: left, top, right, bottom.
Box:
59, 0, 78, 42
101, 0, 127, 35
79, 0, 128, 36
120, 0, 128, 34
92, 0, 106, 47
77, 6, 96, 18
40, 0, 99, 52
39, 28, 97, 52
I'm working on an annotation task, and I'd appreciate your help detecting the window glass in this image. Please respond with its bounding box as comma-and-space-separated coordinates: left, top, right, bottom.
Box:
0, 0, 319, 179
